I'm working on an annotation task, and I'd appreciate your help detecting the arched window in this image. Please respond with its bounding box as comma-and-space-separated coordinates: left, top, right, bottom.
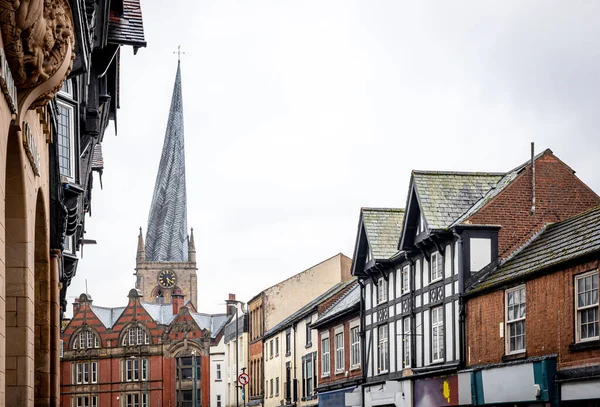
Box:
71, 328, 100, 350
122, 324, 150, 346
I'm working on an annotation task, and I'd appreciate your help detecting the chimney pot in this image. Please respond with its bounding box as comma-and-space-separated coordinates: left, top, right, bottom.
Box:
172, 293, 185, 315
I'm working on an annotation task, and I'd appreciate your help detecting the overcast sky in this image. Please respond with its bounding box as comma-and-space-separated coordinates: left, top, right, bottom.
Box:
68, 1, 600, 316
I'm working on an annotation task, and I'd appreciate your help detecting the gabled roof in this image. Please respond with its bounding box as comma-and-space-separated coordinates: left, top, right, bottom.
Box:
108, 0, 147, 50
141, 302, 186, 325
362, 208, 405, 259
263, 278, 356, 339
190, 313, 230, 339
312, 283, 360, 328
469, 206, 600, 294
412, 171, 503, 230
90, 305, 126, 329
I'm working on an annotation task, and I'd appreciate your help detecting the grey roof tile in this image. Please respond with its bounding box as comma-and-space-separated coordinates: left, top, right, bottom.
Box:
108, 0, 147, 48
469, 205, 600, 293
362, 208, 405, 259
314, 283, 360, 324
90, 305, 126, 329
412, 171, 503, 230
190, 313, 230, 339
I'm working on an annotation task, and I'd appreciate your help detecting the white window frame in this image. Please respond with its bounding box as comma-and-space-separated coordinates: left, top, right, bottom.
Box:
275, 337, 279, 356
124, 358, 148, 382
334, 326, 344, 373
401, 265, 410, 295
60, 339, 64, 358
431, 252, 443, 282
75, 395, 97, 407
216, 363, 222, 380
505, 285, 527, 354
275, 377, 280, 396
321, 333, 330, 377
402, 317, 411, 368
91, 361, 98, 384
377, 324, 389, 374
56, 100, 76, 182
217, 394, 222, 407
125, 393, 140, 407
377, 277, 388, 304
575, 271, 599, 343
350, 324, 360, 369
431, 307, 444, 363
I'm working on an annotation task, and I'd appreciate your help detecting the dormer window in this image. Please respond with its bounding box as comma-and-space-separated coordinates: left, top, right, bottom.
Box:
122, 324, 150, 346
377, 278, 388, 304
72, 329, 100, 350
470, 238, 492, 273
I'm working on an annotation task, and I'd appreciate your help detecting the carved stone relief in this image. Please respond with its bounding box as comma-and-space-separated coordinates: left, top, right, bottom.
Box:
0, 0, 75, 109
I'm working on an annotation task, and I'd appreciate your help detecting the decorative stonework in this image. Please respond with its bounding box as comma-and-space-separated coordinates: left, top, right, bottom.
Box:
0, 0, 75, 109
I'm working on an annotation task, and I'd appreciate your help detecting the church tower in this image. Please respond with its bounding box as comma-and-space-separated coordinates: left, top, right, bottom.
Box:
135, 60, 198, 308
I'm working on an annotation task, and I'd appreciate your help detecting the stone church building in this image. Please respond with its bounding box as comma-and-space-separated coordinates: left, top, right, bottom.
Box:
61, 59, 231, 406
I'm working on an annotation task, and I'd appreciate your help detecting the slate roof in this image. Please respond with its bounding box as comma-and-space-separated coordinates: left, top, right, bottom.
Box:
362, 208, 405, 259
469, 205, 600, 293
108, 0, 147, 49
140, 302, 180, 325
190, 313, 230, 339
90, 305, 126, 329
263, 278, 356, 339
313, 283, 359, 328
91, 143, 104, 171
145, 62, 189, 262
413, 171, 504, 230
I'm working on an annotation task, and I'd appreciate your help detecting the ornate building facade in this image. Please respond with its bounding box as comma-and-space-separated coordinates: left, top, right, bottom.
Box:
0, 0, 145, 405
60, 290, 229, 407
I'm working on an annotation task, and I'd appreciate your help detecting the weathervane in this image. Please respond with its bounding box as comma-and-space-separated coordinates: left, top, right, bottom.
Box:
173, 45, 185, 61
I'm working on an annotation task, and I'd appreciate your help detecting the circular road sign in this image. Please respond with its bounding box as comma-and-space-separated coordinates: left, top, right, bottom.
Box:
238, 373, 249, 386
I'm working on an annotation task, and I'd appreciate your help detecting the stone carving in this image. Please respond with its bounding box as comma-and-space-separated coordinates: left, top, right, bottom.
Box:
0, 0, 75, 108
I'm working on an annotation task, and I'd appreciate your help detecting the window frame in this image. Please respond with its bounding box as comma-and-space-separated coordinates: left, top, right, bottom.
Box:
305, 317, 312, 347
350, 323, 360, 369
401, 265, 410, 295
377, 277, 388, 304
55, 99, 77, 182
402, 317, 411, 368
377, 324, 389, 374
505, 285, 527, 354
216, 363, 222, 380
575, 271, 599, 343
321, 333, 330, 377
334, 327, 344, 373
431, 306, 445, 363
430, 252, 443, 282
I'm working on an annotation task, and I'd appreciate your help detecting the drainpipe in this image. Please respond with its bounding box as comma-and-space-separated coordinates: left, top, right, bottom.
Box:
293, 322, 297, 406
357, 279, 366, 407
452, 230, 467, 367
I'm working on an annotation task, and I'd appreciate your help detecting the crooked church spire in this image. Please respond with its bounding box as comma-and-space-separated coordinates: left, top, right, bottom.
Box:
145, 61, 188, 262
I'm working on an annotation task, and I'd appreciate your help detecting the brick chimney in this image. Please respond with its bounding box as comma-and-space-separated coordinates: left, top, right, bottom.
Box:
227, 293, 236, 315
72, 298, 80, 316
172, 293, 184, 315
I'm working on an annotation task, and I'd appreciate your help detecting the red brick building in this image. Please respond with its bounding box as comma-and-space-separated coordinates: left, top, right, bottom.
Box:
464, 206, 600, 406
312, 283, 361, 407
60, 289, 229, 407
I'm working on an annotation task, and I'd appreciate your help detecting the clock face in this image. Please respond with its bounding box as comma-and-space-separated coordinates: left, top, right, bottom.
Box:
158, 269, 177, 288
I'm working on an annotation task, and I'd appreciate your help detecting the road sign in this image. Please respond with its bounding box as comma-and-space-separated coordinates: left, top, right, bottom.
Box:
238, 372, 249, 386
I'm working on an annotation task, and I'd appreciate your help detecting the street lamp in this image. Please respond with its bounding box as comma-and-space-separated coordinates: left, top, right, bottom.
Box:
226, 299, 245, 407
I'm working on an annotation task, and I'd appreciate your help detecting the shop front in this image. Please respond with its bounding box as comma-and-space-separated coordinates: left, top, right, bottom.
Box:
457, 356, 557, 406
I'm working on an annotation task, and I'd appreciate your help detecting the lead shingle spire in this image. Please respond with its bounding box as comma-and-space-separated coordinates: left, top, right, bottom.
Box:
145, 61, 188, 262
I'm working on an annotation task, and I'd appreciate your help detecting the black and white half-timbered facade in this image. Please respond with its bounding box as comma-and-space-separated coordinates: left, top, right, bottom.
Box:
350, 171, 506, 407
